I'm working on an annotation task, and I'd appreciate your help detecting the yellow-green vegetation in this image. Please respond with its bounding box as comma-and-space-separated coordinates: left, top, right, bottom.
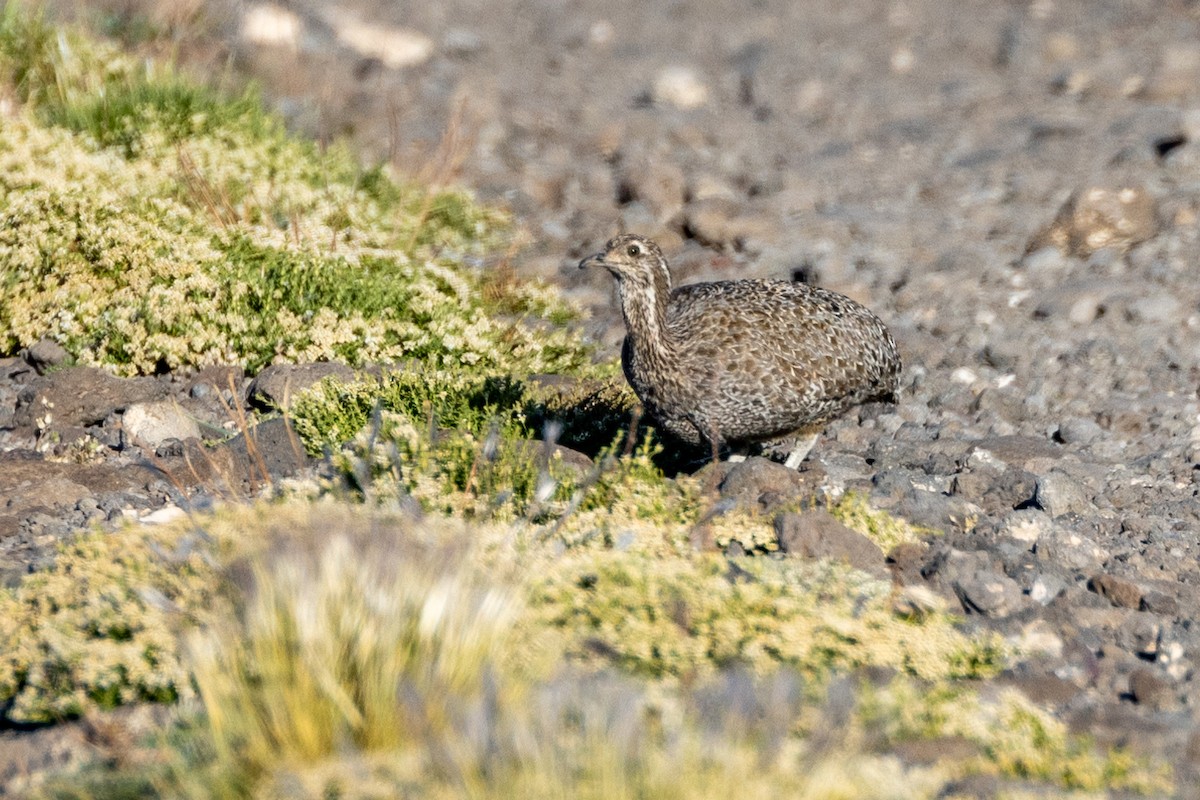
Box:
0, 522, 222, 722
0, 6, 587, 376
524, 552, 1002, 682
20, 503, 1169, 799
828, 491, 939, 552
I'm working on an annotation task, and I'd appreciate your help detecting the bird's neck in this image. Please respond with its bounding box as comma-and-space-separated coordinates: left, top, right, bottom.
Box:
617, 270, 674, 367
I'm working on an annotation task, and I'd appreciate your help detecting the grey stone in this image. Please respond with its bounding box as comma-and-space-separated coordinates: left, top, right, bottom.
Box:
1128, 293, 1183, 324
774, 510, 887, 578
953, 570, 1026, 617
24, 338, 70, 373
1034, 526, 1110, 571
1028, 573, 1069, 605
1033, 470, 1094, 518
249, 363, 359, 410
998, 508, 1054, 548
719, 457, 812, 509
1115, 613, 1161, 659
1056, 417, 1103, 445
616, 154, 686, 222
121, 401, 201, 449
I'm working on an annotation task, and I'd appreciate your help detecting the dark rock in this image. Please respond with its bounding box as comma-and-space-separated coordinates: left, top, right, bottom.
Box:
13, 367, 165, 429
1115, 613, 1161, 659
773, 510, 887, 578
1140, 590, 1179, 617
719, 457, 813, 510
886, 541, 928, 585
187, 366, 246, 402
24, 338, 71, 373
249, 363, 359, 410
200, 417, 313, 487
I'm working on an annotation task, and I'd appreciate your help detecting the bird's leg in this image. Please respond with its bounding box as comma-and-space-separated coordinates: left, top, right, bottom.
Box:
727, 452, 747, 463
690, 414, 724, 467
783, 432, 820, 470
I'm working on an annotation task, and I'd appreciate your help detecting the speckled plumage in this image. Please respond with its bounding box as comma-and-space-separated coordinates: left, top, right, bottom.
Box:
580, 234, 900, 462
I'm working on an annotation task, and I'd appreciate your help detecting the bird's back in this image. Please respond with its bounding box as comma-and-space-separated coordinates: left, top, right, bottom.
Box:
663, 279, 900, 442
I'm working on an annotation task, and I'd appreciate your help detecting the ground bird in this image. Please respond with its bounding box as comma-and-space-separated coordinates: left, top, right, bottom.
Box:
579, 234, 901, 468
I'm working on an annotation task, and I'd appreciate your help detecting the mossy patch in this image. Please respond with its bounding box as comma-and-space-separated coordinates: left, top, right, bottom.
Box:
0, 8, 589, 376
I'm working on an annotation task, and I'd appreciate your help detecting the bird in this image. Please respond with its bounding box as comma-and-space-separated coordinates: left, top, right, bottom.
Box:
579, 233, 901, 469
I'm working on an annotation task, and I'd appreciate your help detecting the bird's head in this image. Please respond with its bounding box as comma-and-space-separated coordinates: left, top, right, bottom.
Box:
578, 234, 672, 292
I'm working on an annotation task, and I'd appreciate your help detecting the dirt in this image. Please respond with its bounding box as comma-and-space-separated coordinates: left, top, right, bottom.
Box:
4, 0, 1200, 794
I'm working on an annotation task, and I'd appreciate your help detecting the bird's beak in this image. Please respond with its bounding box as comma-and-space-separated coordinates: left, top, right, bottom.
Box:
578, 251, 607, 270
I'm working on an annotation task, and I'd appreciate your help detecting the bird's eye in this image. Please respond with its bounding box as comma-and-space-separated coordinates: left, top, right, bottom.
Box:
626, 244, 641, 257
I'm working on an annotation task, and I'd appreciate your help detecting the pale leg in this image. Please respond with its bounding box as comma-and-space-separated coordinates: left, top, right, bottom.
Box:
783, 433, 819, 470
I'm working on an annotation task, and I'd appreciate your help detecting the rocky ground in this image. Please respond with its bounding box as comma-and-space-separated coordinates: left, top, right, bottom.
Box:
4, 0, 1200, 794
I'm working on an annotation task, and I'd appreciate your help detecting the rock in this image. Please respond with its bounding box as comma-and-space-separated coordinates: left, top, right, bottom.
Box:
121, 401, 201, 449
1008, 673, 1079, 707
1128, 667, 1175, 711
1149, 43, 1200, 100
139, 505, 188, 525
207, 417, 313, 485
328, 15, 434, 69
1011, 619, 1065, 659
24, 338, 70, 373
968, 436, 1062, 471
1055, 416, 1103, 445
1127, 292, 1183, 325
249, 363, 359, 410
953, 570, 1026, 617
773, 510, 887, 578
719, 457, 813, 510
1033, 470, 1094, 518
1028, 573, 1070, 605
653, 65, 709, 109
1029, 185, 1158, 257
951, 466, 1036, 515
1034, 526, 1109, 571
442, 29, 483, 57
13, 367, 166, 429
617, 155, 687, 223
1087, 573, 1143, 609
998, 508, 1054, 548
241, 3, 302, 47
188, 366, 246, 402
683, 198, 777, 250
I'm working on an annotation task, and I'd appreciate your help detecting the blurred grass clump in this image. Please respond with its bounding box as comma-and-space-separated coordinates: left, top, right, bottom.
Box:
22, 504, 1168, 799
0, 4, 589, 376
